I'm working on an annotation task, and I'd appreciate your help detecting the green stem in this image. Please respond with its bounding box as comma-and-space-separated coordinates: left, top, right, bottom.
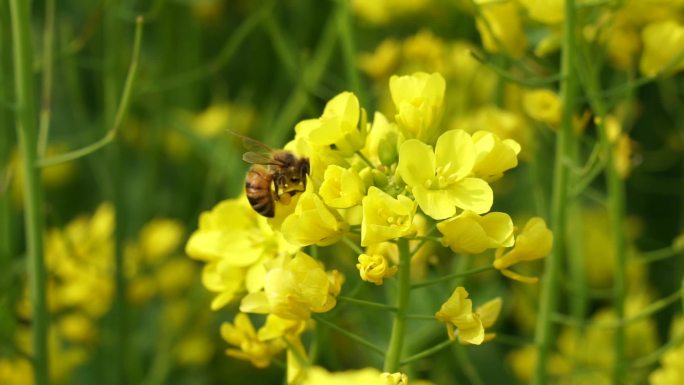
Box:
405, 314, 436, 320
608, 162, 627, 385
37, 0, 55, 156
342, 236, 364, 255
532, 0, 577, 383
8, 1, 48, 384
576, 15, 628, 384
411, 266, 494, 289
383, 238, 411, 372
453, 344, 485, 385
635, 245, 683, 264
312, 315, 385, 356
400, 338, 457, 366
550, 289, 681, 329
338, 296, 397, 311
0, 0, 14, 303
38, 17, 144, 167
104, 7, 127, 385
355, 151, 375, 169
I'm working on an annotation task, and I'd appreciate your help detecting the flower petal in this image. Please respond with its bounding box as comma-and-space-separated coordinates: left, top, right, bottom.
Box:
413, 185, 456, 220
448, 178, 493, 214
398, 139, 435, 187
435, 130, 475, 180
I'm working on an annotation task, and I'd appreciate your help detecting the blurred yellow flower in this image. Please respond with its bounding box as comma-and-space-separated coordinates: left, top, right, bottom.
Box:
175, 333, 215, 366
352, 0, 429, 25
319, 165, 366, 209
220, 313, 284, 368
437, 211, 514, 254
381, 372, 409, 385
519, 0, 564, 25
494, 217, 553, 283
257, 314, 308, 341
301, 366, 402, 385
398, 129, 493, 219
613, 134, 636, 179
640, 19, 684, 76
649, 344, 684, 385
57, 313, 96, 344
44, 203, 115, 318
138, 218, 184, 264
389, 72, 446, 142
523, 89, 561, 127
402, 30, 447, 75
359, 39, 401, 79
0, 358, 33, 385
435, 286, 484, 344
361, 187, 416, 246
475, 0, 527, 57
155, 258, 197, 298
11, 144, 76, 204
240, 252, 342, 321
190, 102, 256, 137
356, 253, 398, 285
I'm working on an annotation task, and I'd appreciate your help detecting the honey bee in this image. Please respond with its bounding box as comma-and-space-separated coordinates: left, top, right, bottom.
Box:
235, 133, 310, 218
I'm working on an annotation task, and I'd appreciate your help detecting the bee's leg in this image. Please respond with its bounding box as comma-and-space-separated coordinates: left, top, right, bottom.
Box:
273, 174, 286, 201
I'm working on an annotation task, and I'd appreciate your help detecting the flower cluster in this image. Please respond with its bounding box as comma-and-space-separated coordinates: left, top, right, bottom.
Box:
186, 71, 553, 382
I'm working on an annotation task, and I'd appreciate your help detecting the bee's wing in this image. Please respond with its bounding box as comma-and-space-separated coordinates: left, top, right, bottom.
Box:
243, 152, 283, 165
228, 130, 286, 165
228, 129, 274, 151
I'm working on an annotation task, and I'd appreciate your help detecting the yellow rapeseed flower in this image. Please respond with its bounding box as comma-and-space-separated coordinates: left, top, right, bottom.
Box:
239, 251, 342, 321
0, 358, 33, 385
257, 314, 308, 342
475, 0, 527, 57
523, 89, 561, 127
362, 111, 401, 167
138, 218, 184, 264
356, 253, 398, 285
301, 366, 408, 385
450, 106, 531, 158
281, 181, 348, 246
359, 39, 401, 80
319, 165, 366, 209
389, 72, 446, 142
361, 187, 416, 246
381, 372, 409, 385
57, 313, 96, 344
435, 286, 484, 344
471, 131, 521, 182
44, 203, 115, 318
186, 197, 298, 309
519, 0, 564, 25
220, 313, 284, 368
299, 92, 366, 156
398, 129, 493, 219
640, 19, 684, 76
494, 217, 553, 283
477, 297, 503, 342
649, 344, 684, 385
437, 211, 514, 254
